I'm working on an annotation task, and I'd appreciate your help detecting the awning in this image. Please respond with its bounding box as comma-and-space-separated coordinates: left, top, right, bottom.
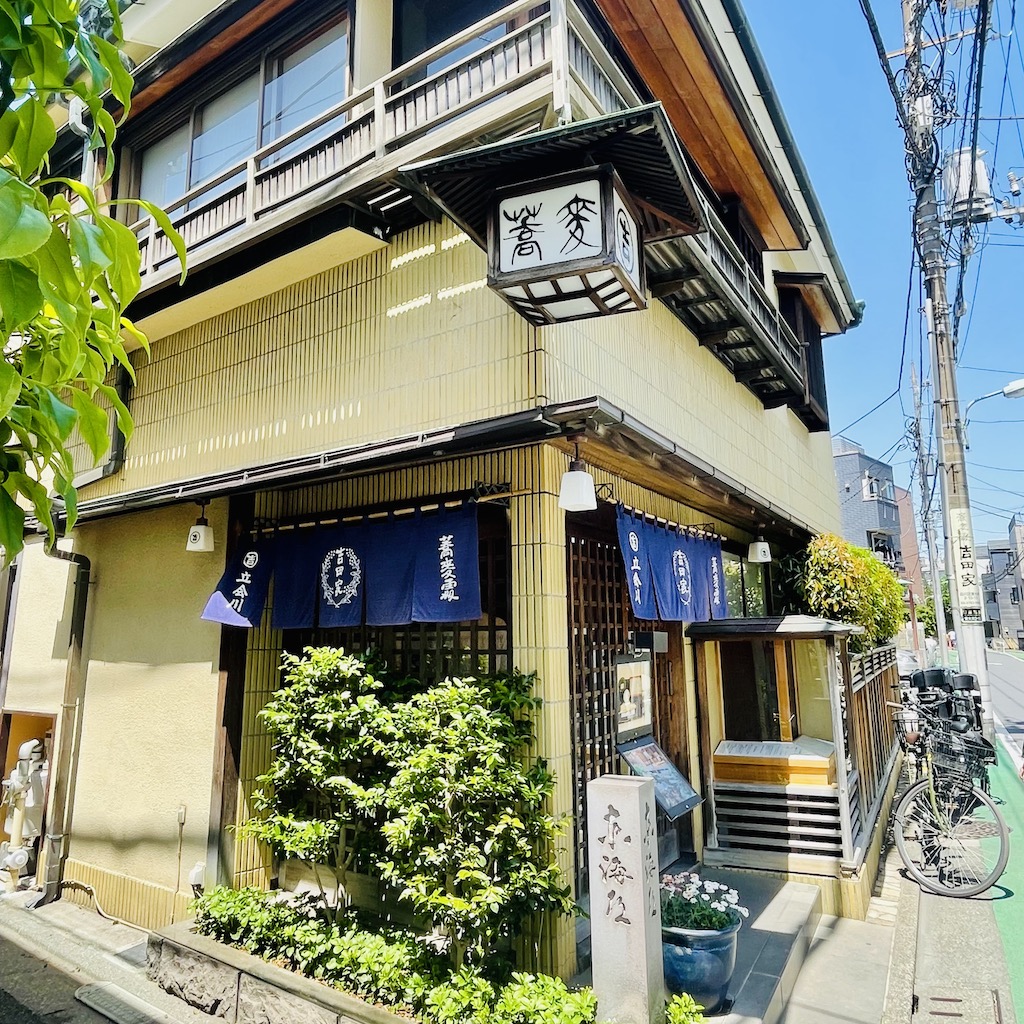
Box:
686, 615, 864, 641
401, 103, 705, 245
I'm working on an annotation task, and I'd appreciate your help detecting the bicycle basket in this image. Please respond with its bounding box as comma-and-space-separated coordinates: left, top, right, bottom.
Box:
894, 706, 926, 752
928, 720, 995, 779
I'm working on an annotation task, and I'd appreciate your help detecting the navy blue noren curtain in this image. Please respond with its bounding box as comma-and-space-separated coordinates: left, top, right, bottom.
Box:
615, 506, 657, 619
201, 540, 275, 627
412, 505, 482, 622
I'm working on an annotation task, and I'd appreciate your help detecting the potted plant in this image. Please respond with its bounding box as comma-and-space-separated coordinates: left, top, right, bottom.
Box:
660, 872, 748, 1015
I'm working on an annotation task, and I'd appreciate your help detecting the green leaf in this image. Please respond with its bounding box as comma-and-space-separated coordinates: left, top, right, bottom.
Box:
0, 109, 17, 163
0, 487, 26, 563
29, 227, 84, 328
70, 388, 111, 461
0, 361, 21, 420
94, 35, 134, 118
0, 170, 52, 259
7, 98, 57, 177
96, 381, 132, 442
132, 199, 188, 284
96, 215, 142, 303
0, 259, 44, 330
34, 388, 78, 440
69, 217, 113, 282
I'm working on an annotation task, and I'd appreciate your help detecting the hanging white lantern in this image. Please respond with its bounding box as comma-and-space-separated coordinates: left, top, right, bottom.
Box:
487, 165, 646, 325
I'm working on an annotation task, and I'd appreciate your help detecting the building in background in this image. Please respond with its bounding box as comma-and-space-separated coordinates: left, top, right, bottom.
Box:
832, 436, 903, 570
895, 486, 925, 600
978, 540, 1019, 647
1006, 516, 1024, 646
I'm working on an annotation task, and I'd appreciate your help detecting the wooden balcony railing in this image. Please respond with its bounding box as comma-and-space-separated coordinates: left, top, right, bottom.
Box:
128, 0, 819, 424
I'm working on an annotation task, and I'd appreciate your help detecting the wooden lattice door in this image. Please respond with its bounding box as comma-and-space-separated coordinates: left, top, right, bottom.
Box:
566, 507, 690, 894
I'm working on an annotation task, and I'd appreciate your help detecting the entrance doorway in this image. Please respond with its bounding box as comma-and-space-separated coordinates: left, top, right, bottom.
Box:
565, 505, 692, 895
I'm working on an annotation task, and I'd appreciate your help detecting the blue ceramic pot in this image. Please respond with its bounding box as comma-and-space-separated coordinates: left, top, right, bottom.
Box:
662, 914, 741, 1015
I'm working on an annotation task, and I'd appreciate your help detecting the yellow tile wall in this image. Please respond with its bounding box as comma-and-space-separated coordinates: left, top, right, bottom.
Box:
79, 217, 838, 540
541, 296, 841, 533
82, 222, 537, 499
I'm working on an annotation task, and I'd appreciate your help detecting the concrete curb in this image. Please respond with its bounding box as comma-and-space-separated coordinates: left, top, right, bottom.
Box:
150, 920, 410, 1024
879, 867, 920, 1024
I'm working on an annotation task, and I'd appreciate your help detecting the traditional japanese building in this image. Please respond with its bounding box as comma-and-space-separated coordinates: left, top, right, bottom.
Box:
0, 0, 866, 978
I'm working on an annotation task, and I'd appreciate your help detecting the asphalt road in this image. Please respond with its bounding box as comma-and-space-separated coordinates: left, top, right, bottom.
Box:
988, 649, 1024, 759
0, 934, 108, 1024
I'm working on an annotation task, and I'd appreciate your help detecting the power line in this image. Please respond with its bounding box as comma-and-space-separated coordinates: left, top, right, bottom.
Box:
967, 460, 1024, 472
833, 243, 915, 434
960, 364, 1024, 374
858, 0, 914, 136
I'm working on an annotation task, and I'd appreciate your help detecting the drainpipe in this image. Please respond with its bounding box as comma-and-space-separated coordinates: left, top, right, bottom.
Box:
716, 0, 864, 327
32, 544, 91, 907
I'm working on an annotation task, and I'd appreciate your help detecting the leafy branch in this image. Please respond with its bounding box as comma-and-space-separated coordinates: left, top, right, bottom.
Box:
0, 0, 185, 559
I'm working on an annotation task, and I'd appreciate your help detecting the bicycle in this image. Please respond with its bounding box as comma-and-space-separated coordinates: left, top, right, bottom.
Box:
890, 702, 1009, 898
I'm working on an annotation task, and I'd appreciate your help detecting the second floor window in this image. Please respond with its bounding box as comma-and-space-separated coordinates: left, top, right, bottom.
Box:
136, 13, 349, 211
864, 475, 895, 502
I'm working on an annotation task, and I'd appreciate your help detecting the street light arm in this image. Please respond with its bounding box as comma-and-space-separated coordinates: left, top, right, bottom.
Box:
961, 390, 1002, 451
961, 383, 1024, 450
963, 389, 1002, 424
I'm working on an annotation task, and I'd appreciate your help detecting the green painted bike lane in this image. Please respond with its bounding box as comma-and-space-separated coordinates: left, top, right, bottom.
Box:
991, 754, 1024, 1016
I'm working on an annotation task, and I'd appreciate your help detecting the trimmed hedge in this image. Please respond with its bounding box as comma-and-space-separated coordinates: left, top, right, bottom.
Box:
193, 886, 597, 1024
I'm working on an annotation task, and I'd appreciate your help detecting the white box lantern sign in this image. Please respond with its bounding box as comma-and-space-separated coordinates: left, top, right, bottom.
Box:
487, 165, 647, 325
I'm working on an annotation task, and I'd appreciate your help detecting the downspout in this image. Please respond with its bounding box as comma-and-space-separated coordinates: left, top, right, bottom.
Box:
717, 0, 864, 327
32, 544, 91, 907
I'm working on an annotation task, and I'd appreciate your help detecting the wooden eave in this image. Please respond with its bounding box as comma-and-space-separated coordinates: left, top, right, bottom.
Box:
125, 0, 307, 120
775, 271, 846, 336
593, 0, 805, 251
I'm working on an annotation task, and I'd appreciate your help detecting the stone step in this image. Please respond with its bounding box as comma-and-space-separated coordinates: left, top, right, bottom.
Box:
714, 876, 821, 1024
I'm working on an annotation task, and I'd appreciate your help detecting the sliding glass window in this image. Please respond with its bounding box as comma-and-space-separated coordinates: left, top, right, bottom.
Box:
263, 18, 349, 159
136, 10, 349, 212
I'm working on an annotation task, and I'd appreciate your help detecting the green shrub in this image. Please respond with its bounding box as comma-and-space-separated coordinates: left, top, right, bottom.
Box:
192, 886, 595, 1024
375, 670, 575, 968
422, 967, 496, 1023
801, 534, 904, 651
239, 648, 390, 889
666, 992, 706, 1024
238, 652, 573, 968
491, 973, 598, 1024
193, 885, 305, 957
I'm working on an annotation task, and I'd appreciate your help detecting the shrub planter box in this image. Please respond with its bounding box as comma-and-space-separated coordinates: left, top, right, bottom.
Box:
147, 920, 410, 1024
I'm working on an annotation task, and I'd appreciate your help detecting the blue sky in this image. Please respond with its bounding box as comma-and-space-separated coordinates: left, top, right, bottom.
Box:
744, 0, 1024, 541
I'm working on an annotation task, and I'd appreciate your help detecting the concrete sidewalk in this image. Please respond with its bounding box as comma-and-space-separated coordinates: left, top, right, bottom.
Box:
0, 889, 211, 1024
0, 826, 1013, 1024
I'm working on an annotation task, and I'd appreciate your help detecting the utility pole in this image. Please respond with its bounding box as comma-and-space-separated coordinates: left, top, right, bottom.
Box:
902, 0, 993, 735
911, 367, 948, 667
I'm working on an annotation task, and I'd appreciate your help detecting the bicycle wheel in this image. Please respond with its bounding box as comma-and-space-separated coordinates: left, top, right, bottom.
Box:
893, 778, 1009, 897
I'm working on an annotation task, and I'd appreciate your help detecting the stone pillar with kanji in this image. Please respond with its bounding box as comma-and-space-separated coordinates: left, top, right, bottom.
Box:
586, 775, 665, 1024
